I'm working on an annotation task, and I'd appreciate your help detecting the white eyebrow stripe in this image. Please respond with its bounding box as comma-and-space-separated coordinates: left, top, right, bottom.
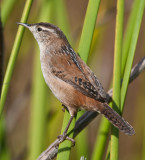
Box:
40, 26, 55, 33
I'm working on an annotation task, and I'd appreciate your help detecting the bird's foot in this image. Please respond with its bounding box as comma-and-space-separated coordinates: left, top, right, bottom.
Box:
57, 133, 75, 146
62, 104, 66, 112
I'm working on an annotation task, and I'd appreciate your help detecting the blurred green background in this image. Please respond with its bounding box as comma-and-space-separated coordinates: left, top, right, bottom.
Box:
0, 0, 145, 160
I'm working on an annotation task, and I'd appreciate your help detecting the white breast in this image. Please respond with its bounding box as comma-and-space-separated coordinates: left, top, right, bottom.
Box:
40, 59, 77, 108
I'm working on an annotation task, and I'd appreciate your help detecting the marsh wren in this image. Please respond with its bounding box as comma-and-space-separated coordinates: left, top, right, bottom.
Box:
18, 22, 135, 144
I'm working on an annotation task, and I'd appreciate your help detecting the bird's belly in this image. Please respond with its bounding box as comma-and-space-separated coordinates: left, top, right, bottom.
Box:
48, 76, 71, 102
41, 65, 76, 107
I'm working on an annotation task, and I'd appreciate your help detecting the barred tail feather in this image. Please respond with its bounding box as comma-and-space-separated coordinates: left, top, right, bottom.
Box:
99, 103, 135, 136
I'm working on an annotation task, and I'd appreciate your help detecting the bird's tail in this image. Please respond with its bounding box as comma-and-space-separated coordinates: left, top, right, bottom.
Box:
98, 103, 135, 136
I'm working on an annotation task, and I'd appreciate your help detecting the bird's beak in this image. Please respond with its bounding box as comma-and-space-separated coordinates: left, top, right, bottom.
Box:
17, 22, 30, 28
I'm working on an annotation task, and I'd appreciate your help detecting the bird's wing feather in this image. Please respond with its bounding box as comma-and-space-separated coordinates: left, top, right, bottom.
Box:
50, 48, 107, 102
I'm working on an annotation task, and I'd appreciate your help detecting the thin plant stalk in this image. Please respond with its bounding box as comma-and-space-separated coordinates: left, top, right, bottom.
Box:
110, 0, 124, 159
120, 0, 145, 110
0, 0, 33, 116
78, 0, 101, 62
121, 0, 140, 76
92, 117, 110, 160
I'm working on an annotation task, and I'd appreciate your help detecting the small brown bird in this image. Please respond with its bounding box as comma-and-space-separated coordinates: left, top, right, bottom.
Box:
18, 22, 135, 143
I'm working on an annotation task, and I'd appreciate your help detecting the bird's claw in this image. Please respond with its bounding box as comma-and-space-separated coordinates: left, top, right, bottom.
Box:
61, 104, 66, 112
57, 134, 75, 147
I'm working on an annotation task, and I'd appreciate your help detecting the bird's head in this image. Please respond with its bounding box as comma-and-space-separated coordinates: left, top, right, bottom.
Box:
17, 22, 69, 49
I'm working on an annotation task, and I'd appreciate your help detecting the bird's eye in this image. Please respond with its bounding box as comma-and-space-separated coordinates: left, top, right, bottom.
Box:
37, 27, 42, 32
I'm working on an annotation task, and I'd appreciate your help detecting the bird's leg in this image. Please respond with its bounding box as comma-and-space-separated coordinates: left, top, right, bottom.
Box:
57, 116, 75, 146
